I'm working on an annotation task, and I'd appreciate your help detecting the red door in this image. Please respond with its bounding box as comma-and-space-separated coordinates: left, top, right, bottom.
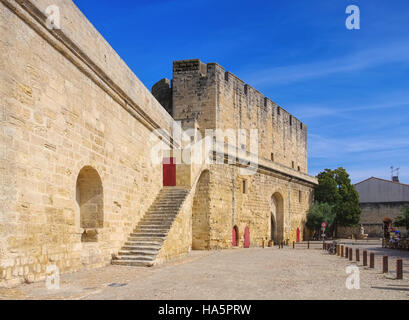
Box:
163, 157, 176, 186
296, 227, 300, 242
244, 226, 250, 248
232, 226, 238, 247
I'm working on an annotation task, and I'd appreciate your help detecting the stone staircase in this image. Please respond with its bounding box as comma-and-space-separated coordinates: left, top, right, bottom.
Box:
112, 187, 189, 267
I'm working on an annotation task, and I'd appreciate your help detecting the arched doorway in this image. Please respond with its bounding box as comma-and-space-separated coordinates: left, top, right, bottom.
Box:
76, 166, 103, 242
270, 192, 284, 243
232, 225, 239, 247
192, 170, 211, 250
244, 226, 250, 248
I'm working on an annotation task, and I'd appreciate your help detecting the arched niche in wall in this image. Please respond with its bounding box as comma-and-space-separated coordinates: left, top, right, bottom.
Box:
76, 166, 103, 242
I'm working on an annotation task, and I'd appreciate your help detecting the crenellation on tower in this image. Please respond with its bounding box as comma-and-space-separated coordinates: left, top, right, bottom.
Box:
152, 59, 309, 172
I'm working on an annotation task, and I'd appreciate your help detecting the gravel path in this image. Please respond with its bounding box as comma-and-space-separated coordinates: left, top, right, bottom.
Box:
1, 245, 409, 300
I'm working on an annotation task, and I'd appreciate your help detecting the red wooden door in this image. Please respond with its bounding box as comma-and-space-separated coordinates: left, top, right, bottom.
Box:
232, 226, 239, 247
296, 227, 300, 242
244, 226, 250, 248
163, 157, 176, 186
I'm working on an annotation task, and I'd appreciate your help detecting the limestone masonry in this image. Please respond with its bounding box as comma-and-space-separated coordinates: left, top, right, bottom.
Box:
0, 0, 317, 286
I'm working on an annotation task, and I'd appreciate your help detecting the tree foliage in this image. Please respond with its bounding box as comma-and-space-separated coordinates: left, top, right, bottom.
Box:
306, 203, 335, 233
312, 167, 361, 229
394, 207, 409, 231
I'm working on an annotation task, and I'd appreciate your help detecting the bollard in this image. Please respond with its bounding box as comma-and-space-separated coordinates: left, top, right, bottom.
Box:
349, 248, 352, 261
370, 252, 375, 268
363, 250, 367, 266
396, 259, 403, 280
293, 241, 295, 249
383, 256, 388, 273
341, 245, 344, 257
307, 241, 310, 249
345, 247, 349, 259
356, 248, 360, 262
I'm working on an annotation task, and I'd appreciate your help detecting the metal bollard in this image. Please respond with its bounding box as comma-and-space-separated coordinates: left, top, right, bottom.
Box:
307, 241, 310, 249
383, 256, 388, 273
396, 259, 403, 280
349, 248, 352, 261
345, 247, 349, 259
370, 252, 375, 268
341, 245, 344, 257
293, 241, 295, 249
363, 250, 367, 266
356, 248, 360, 262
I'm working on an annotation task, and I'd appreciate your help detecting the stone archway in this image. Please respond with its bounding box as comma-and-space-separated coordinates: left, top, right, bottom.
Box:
192, 170, 211, 250
76, 166, 103, 242
270, 192, 284, 242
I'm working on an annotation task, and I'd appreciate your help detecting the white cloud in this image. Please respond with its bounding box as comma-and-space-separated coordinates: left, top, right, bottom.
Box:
243, 42, 409, 86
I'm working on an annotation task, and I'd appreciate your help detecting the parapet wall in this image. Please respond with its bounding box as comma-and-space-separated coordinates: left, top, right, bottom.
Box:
0, 0, 173, 286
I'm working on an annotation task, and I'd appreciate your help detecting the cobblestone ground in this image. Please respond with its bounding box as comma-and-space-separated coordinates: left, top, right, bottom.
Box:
1, 243, 409, 300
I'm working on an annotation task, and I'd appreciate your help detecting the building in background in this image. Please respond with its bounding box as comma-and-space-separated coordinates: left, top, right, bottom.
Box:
348, 177, 409, 238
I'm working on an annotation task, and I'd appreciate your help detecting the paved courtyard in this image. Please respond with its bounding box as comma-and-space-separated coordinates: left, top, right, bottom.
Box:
1, 243, 409, 300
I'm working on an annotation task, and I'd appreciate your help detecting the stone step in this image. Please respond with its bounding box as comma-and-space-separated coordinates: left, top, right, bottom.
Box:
130, 232, 167, 237
146, 209, 179, 213
139, 220, 174, 225
112, 259, 154, 267
138, 220, 174, 224
143, 213, 177, 218
136, 226, 170, 231
112, 187, 189, 268
147, 208, 180, 211
155, 194, 186, 199
128, 236, 165, 242
115, 254, 154, 262
148, 207, 181, 211
135, 228, 169, 234
124, 241, 163, 247
118, 249, 158, 257
136, 225, 171, 230
122, 244, 161, 251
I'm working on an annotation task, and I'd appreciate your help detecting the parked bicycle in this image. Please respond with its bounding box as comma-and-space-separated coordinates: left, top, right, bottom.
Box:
327, 241, 337, 255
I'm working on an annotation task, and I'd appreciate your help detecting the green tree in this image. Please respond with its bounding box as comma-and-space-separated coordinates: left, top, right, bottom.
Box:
393, 207, 409, 232
313, 167, 361, 235
306, 203, 335, 234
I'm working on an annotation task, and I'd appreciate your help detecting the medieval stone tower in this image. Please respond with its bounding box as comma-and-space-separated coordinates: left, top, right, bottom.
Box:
0, 0, 317, 286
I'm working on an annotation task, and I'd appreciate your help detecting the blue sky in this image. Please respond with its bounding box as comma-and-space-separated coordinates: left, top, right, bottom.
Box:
73, 0, 409, 184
